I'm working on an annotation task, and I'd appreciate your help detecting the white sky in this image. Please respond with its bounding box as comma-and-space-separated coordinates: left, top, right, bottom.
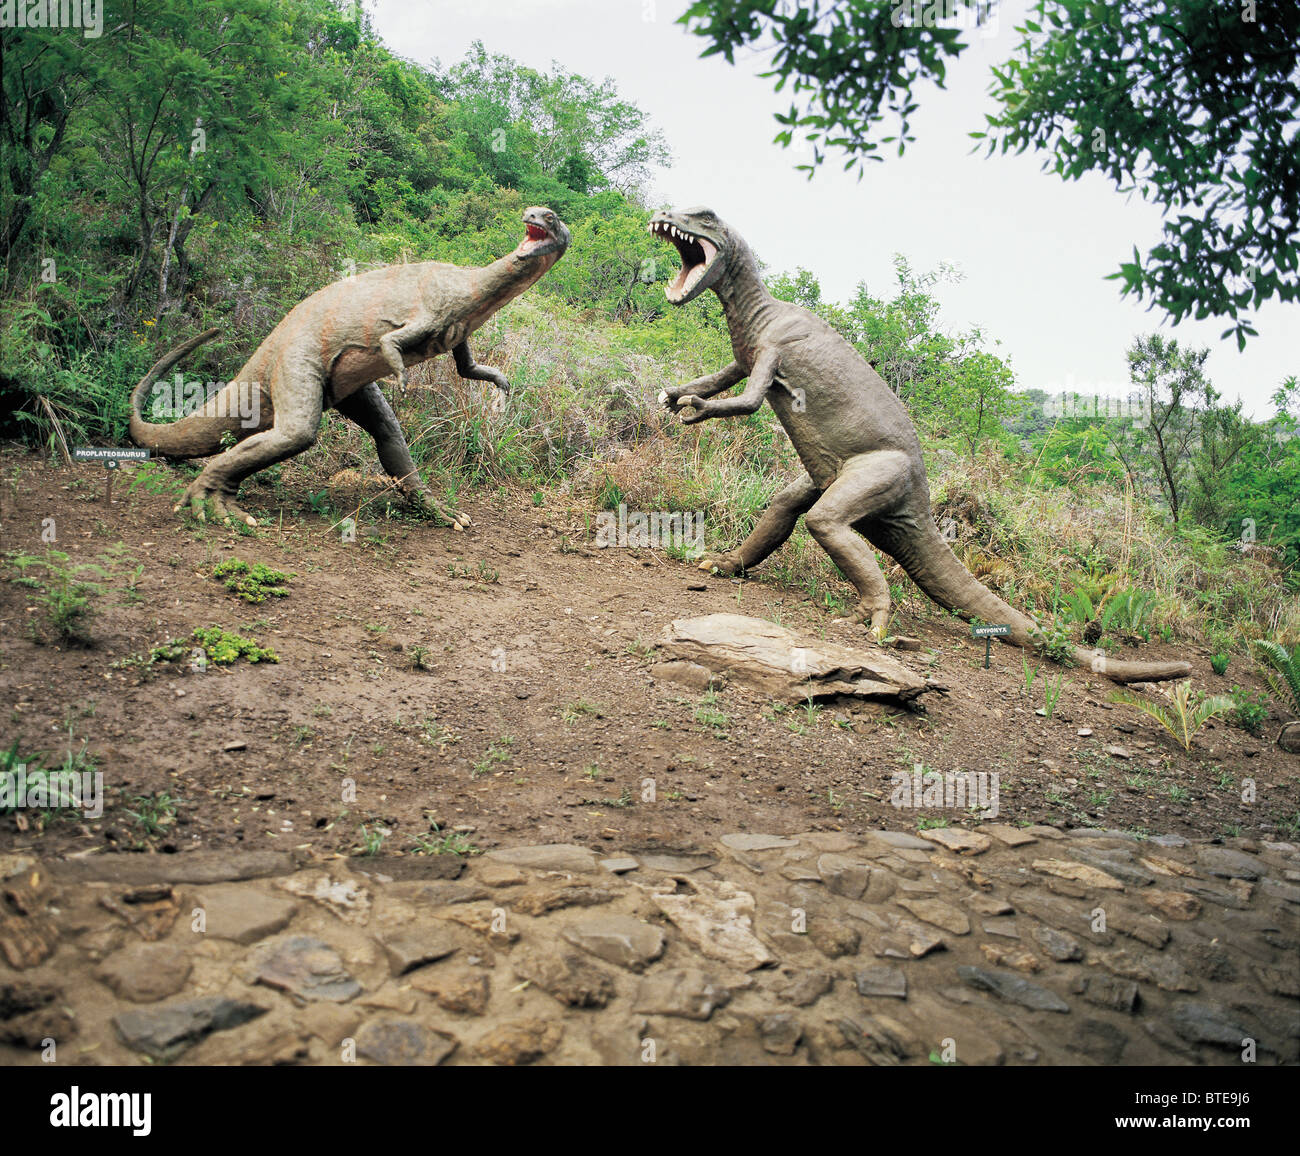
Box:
368, 0, 1296, 416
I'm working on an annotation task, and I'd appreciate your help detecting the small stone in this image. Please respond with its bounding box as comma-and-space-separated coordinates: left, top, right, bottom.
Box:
980, 944, 1041, 973
890, 636, 923, 651
512, 950, 616, 1008
1196, 847, 1262, 880
483, 844, 598, 873
854, 966, 907, 999
378, 926, 460, 975
634, 968, 733, 1021
408, 967, 490, 1015
1170, 1002, 1251, 1049
967, 893, 1014, 916
509, 883, 618, 915
1099, 948, 1199, 993
1032, 859, 1125, 890
895, 898, 970, 935
651, 880, 774, 970
474, 1018, 563, 1065
980, 825, 1038, 848
355, 1017, 456, 1065
956, 966, 1070, 1012
193, 884, 299, 945
1104, 745, 1131, 759
392, 880, 490, 906
760, 1012, 803, 1055
600, 857, 639, 874
96, 943, 191, 1003
114, 996, 267, 1061
249, 935, 362, 1003
562, 916, 666, 972
276, 872, 372, 925
638, 853, 716, 872
981, 918, 1019, 939
1260, 878, 1300, 905
433, 903, 519, 948
222, 740, 248, 752
816, 854, 872, 900
1080, 975, 1140, 1013
1032, 925, 1082, 962
1141, 890, 1202, 920
0, 981, 75, 1048
776, 970, 834, 1007
1076, 728, 1092, 737
721, 833, 799, 851
925, 829, 993, 855
476, 863, 526, 888
808, 919, 861, 959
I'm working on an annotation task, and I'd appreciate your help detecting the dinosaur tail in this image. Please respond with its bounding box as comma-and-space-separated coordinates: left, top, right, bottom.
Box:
870, 515, 1191, 684
129, 328, 266, 458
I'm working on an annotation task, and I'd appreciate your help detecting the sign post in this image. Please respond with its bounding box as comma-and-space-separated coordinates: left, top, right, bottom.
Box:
971, 623, 1011, 668
73, 447, 150, 506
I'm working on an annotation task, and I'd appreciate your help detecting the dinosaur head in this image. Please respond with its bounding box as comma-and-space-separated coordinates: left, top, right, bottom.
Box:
648, 207, 730, 305
516, 206, 570, 261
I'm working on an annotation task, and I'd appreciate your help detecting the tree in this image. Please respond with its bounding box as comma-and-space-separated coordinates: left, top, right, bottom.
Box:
678, 0, 1300, 344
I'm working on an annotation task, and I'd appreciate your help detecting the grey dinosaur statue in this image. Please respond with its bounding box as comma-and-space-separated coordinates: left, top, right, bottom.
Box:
129, 207, 570, 528
650, 206, 1190, 684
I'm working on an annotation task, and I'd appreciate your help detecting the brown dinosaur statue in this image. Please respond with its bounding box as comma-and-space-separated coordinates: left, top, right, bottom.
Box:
650, 206, 1190, 684
129, 206, 570, 528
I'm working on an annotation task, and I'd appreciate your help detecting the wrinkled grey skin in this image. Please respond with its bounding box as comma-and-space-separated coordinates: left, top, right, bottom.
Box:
130, 207, 570, 528
651, 206, 1190, 683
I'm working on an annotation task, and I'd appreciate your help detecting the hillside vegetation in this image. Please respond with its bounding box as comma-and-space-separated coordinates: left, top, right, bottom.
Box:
3, 0, 1298, 676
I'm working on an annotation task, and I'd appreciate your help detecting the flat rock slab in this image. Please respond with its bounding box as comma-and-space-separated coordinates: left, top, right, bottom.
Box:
355, 1017, 456, 1065
720, 834, 799, 852
114, 996, 267, 1061
276, 872, 372, 925
895, 898, 971, 936
634, 968, 734, 1021
193, 884, 299, 945
482, 844, 598, 874
248, 935, 362, 1003
512, 949, 616, 1008
474, 1018, 562, 1065
562, 915, 666, 972
96, 943, 192, 1003
957, 966, 1070, 1013
981, 825, 1039, 847
855, 966, 908, 999
408, 967, 491, 1015
378, 926, 461, 975
651, 880, 774, 971
925, 829, 993, 855
49, 851, 294, 886
658, 614, 933, 703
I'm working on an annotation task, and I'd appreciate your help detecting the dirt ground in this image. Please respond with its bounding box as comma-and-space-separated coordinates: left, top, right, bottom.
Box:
1, 443, 1297, 864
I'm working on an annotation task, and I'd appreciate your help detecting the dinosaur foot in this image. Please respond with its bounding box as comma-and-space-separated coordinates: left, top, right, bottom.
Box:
849, 602, 890, 642
697, 551, 745, 577
174, 482, 258, 528
407, 489, 471, 530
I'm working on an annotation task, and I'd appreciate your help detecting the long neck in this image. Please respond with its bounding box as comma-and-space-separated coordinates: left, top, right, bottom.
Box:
467, 250, 557, 323
714, 239, 778, 342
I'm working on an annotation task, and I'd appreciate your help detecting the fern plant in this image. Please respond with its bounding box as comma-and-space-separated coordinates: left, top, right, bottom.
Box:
1252, 640, 1300, 716
1109, 680, 1234, 752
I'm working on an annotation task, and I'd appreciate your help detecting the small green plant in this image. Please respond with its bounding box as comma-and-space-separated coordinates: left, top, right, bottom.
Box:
5, 550, 106, 644
125, 792, 178, 839
694, 691, 730, 736
212, 559, 293, 603
1043, 673, 1065, 720
916, 815, 950, 830
1021, 654, 1040, 695
1229, 686, 1269, 736
190, 626, 279, 665
1029, 617, 1076, 665
411, 824, 479, 856
357, 823, 388, 856
561, 700, 603, 724
409, 645, 432, 671
1109, 680, 1234, 752
472, 735, 514, 778
1210, 653, 1231, 676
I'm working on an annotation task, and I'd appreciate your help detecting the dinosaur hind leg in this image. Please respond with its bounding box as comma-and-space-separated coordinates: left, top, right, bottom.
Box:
803, 451, 912, 639
700, 473, 819, 576
334, 381, 469, 528
175, 369, 320, 526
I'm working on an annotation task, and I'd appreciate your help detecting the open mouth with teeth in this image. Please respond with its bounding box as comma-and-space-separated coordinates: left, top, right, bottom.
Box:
518, 214, 563, 257
649, 219, 719, 302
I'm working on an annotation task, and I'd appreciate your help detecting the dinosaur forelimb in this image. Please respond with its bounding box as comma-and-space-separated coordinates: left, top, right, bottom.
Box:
659, 361, 746, 410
